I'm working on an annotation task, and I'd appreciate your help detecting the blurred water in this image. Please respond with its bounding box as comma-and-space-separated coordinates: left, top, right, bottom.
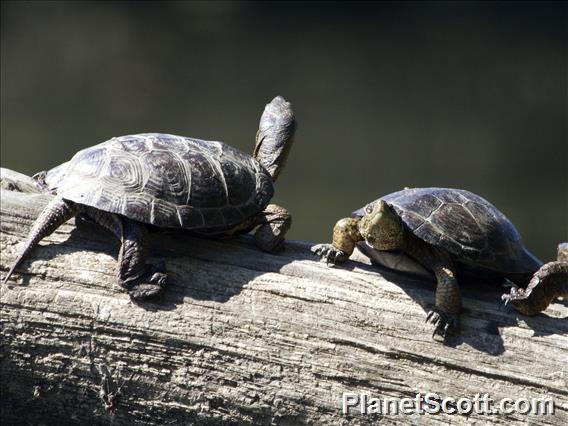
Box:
1, 1, 566, 260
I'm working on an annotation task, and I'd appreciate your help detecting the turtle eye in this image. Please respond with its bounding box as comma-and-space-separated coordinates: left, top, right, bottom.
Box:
365, 205, 373, 214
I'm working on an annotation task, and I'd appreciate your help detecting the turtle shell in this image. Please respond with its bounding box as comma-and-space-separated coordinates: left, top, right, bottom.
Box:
353, 188, 542, 274
44, 133, 274, 232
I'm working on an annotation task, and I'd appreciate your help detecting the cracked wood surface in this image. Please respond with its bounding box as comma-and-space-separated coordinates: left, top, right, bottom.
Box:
1, 189, 567, 425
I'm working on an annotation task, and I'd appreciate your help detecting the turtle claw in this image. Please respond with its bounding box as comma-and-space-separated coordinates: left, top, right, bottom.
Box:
127, 263, 167, 301
426, 309, 459, 340
425, 310, 437, 323
311, 244, 347, 265
500, 285, 531, 315
498, 291, 512, 310
128, 277, 166, 300
499, 280, 520, 310
501, 286, 527, 304
498, 297, 509, 312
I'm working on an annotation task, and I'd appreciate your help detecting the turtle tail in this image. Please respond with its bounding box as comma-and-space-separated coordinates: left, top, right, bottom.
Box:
3, 197, 78, 284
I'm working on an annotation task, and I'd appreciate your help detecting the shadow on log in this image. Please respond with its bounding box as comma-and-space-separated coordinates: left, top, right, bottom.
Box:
1, 188, 567, 424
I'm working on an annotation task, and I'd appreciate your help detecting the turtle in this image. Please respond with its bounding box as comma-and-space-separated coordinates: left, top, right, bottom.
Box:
311, 187, 568, 339
3, 96, 297, 300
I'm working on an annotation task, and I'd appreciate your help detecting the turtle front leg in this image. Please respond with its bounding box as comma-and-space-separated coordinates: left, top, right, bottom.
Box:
311, 217, 362, 264
253, 204, 292, 253
426, 263, 462, 339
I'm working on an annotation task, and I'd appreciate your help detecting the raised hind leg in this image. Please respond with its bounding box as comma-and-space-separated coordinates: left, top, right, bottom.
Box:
3, 197, 78, 283
502, 243, 568, 315
83, 209, 167, 300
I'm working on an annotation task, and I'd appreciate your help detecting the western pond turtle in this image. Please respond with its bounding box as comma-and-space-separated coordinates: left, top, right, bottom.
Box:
4, 96, 297, 300
312, 187, 567, 338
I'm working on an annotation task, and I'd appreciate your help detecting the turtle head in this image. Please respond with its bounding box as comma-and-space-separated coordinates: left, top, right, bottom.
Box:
359, 200, 405, 251
253, 96, 297, 182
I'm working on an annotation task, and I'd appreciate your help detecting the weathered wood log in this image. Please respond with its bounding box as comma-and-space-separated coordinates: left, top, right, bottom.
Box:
1, 188, 567, 425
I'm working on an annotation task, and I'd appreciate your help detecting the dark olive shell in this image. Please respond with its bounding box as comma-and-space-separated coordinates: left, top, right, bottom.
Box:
44, 133, 274, 231
354, 188, 542, 274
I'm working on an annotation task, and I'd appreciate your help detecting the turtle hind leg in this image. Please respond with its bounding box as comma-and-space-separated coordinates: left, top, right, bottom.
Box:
83, 210, 166, 300
118, 219, 166, 300
3, 197, 78, 284
502, 243, 568, 315
502, 244, 568, 315
253, 204, 292, 253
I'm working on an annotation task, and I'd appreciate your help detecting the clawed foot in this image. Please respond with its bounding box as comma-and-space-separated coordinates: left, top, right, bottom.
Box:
127, 263, 167, 301
501, 285, 528, 305
499, 281, 520, 311
311, 244, 348, 265
426, 309, 460, 340
500, 287, 529, 314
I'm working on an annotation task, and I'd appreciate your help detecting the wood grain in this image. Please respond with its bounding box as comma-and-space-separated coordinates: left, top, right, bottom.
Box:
1, 188, 566, 425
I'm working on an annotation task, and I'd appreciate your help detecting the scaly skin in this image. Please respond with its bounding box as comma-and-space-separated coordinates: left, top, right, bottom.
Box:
3, 200, 166, 300
222, 203, 292, 254
253, 204, 292, 253
312, 201, 462, 339
311, 218, 361, 263
402, 232, 462, 338
3, 197, 78, 284
4, 198, 291, 300
314, 202, 565, 337
502, 243, 568, 315
82, 208, 166, 300
3, 197, 290, 300
3, 96, 297, 300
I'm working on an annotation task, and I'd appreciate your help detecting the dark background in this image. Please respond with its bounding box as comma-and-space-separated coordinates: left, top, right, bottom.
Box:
1, 1, 566, 260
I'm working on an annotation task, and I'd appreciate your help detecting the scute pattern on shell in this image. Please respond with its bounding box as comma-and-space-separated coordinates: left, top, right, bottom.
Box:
44, 133, 274, 231
354, 188, 542, 274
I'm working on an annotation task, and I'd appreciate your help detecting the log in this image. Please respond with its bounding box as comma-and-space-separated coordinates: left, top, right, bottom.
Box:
1, 187, 567, 425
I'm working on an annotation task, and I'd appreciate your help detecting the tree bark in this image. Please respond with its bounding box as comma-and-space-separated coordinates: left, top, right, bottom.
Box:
1, 188, 567, 425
